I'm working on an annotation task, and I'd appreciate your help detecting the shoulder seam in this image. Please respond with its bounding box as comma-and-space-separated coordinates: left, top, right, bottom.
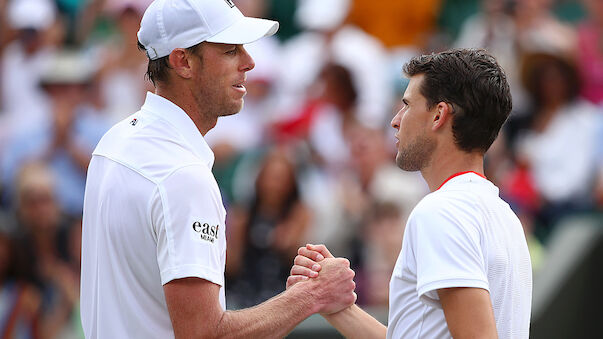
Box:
92, 154, 206, 187
92, 154, 158, 185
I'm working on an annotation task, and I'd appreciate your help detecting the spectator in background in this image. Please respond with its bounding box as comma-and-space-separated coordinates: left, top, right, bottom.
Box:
509, 49, 599, 239
514, 0, 576, 54
353, 201, 406, 306
347, 0, 442, 50
51, 218, 84, 339
1, 49, 109, 215
0, 0, 59, 139
10, 163, 83, 338
274, 0, 392, 131
306, 63, 359, 172
0, 226, 42, 339
226, 148, 312, 308
97, 0, 153, 124
576, 0, 603, 105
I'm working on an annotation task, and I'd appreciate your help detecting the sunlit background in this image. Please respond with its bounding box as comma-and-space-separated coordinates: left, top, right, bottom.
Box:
0, 0, 601, 338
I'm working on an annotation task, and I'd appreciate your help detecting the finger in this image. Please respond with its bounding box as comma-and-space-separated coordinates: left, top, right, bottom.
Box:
306, 244, 334, 259
294, 255, 321, 271
290, 265, 319, 278
286, 275, 308, 289
333, 257, 350, 268
298, 247, 325, 262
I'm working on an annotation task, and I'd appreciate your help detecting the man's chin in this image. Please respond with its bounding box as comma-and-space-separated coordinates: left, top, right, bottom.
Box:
396, 154, 421, 172
220, 100, 244, 117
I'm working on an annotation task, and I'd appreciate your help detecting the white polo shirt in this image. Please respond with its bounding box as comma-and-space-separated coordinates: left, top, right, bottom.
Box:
387, 172, 532, 339
80, 92, 227, 339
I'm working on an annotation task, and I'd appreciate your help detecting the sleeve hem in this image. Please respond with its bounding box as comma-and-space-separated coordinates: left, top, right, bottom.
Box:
417, 278, 489, 308
161, 264, 224, 287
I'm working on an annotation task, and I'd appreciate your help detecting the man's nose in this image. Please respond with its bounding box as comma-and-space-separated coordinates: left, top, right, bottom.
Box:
239, 46, 255, 72
390, 111, 402, 129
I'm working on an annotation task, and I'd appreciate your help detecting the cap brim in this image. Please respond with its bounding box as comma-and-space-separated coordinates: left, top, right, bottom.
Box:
206, 17, 278, 45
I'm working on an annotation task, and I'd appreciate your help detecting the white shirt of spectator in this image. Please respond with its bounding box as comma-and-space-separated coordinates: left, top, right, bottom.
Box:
518, 99, 600, 203
387, 172, 532, 339
81, 92, 227, 338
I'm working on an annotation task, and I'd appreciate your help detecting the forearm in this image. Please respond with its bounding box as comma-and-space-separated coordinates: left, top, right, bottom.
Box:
213, 283, 317, 339
323, 305, 387, 339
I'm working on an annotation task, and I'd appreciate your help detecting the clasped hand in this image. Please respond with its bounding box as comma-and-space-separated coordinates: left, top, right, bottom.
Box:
286, 244, 357, 315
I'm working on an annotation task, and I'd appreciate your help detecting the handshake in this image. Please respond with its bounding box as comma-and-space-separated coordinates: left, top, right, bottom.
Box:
286, 244, 356, 315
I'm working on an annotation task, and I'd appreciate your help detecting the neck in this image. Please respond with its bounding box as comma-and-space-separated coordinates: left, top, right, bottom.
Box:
155, 84, 217, 135
420, 145, 485, 192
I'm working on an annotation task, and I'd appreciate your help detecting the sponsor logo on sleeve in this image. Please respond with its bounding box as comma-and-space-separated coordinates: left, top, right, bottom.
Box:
192, 221, 220, 243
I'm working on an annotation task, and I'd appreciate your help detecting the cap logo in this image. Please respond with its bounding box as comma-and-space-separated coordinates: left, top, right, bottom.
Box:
224, 0, 235, 8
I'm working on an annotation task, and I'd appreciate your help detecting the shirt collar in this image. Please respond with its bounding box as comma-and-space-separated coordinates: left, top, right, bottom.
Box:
140, 92, 215, 168
438, 171, 499, 196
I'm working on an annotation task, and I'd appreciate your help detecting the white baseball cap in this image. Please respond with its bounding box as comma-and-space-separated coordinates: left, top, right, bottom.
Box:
295, 0, 349, 31
137, 0, 279, 60
8, 0, 56, 30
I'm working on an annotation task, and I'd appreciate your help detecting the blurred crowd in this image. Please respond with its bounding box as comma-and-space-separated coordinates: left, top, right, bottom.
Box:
0, 0, 602, 337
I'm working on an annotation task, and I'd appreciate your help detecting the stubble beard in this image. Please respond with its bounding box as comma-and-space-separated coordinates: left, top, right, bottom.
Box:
219, 97, 244, 117
395, 133, 436, 172
195, 82, 244, 121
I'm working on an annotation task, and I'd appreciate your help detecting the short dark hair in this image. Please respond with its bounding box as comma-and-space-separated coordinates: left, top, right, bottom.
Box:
403, 48, 512, 154
137, 41, 203, 86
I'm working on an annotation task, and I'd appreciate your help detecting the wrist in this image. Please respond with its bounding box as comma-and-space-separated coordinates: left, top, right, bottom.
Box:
287, 279, 323, 315
323, 304, 354, 319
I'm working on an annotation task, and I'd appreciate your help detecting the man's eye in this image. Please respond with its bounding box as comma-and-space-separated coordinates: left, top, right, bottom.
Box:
226, 48, 237, 55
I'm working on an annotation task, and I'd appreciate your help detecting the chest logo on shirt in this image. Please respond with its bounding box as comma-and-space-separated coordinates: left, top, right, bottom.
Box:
224, 0, 235, 8
193, 221, 219, 243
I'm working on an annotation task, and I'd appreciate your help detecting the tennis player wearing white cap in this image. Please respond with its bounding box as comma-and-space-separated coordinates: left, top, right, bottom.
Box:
80, 1, 356, 338
288, 49, 532, 339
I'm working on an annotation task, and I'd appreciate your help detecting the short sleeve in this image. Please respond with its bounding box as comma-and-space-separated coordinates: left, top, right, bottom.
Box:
152, 164, 226, 286
411, 196, 489, 307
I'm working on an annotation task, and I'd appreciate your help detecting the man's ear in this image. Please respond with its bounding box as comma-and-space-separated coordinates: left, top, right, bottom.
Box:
168, 48, 193, 79
432, 102, 453, 131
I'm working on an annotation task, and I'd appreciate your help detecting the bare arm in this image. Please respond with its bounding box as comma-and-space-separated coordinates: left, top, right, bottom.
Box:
288, 244, 387, 339
437, 287, 498, 339
322, 305, 387, 339
164, 257, 356, 339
